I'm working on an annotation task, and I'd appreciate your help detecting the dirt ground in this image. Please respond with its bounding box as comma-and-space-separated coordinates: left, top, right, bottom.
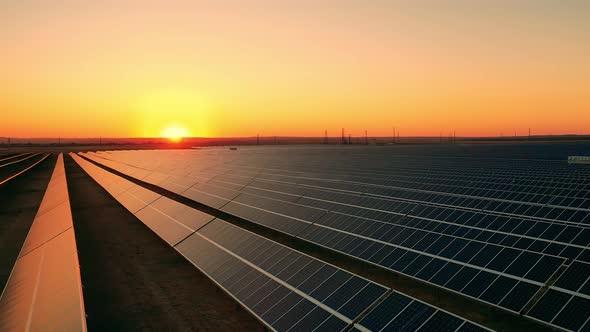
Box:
0, 154, 56, 290
64, 155, 265, 331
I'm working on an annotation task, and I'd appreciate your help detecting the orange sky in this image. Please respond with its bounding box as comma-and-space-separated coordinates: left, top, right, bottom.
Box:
1, 1, 589, 138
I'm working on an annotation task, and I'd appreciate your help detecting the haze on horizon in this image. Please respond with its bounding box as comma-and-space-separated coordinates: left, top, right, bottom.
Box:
1, 0, 589, 139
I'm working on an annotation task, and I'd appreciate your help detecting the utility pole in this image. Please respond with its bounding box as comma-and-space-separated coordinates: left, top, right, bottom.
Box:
257, 134, 260, 145
348, 134, 351, 145
365, 130, 368, 145
324, 130, 328, 144
392, 127, 395, 144
341, 128, 345, 144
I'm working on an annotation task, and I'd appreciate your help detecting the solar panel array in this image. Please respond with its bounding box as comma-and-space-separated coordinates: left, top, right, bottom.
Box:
81, 146, 590, 331
73, 152, 488, 332
0, 154, 87, 331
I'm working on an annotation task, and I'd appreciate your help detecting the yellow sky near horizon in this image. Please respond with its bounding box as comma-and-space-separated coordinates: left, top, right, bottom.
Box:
1, 1, 589, 138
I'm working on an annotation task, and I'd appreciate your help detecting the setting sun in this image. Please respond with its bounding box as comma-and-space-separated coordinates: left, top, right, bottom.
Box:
162, 126, 189, 142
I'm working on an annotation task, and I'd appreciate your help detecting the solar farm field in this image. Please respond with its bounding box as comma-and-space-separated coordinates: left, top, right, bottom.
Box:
1, 142, 590, 331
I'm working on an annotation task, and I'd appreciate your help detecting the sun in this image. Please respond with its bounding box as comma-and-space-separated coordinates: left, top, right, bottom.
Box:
162, 126, 189, 143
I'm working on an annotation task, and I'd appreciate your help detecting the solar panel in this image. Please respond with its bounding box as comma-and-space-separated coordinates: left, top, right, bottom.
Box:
181, 220, 388, 325
356, 292, 486, 332
80, 147, 590, 331
0, 154, 86, 331
74, 152, 490, 332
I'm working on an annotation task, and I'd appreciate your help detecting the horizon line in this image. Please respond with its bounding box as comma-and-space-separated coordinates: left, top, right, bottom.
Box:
1, 134, 589, 140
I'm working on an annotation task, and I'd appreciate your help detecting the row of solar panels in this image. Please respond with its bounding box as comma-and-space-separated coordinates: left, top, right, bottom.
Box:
0, 154, 87, 331
283, 147, 588, 169
87, 151, 590, 267
201, 162, 590, 225
0, 152, 43, 168
93, 147, 583, 176
207, 173, 588, 232
323, 160, 589, 181
91, 149, 590, 229
0, 153, 51, 186
73, 152, 489, 332
234, 150, 590, 217
125, 148, 585, 180
197, 148, 590, 193
282, 157, 590, 184
96, 150, 590, 267
84, 149, 590, 331
220, 157, 590, 201
214, 142, 587, 162
221, 178, 590, 261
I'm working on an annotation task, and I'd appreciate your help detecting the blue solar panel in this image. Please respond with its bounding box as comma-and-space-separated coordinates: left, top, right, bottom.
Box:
356, 292, 486, 332
80, 146, 590, 331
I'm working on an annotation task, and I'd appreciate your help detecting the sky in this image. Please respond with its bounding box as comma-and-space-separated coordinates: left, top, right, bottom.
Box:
1, 0, 589, 138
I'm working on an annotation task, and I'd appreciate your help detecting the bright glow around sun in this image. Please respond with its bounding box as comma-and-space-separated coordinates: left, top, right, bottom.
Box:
162, 126, 189, 142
